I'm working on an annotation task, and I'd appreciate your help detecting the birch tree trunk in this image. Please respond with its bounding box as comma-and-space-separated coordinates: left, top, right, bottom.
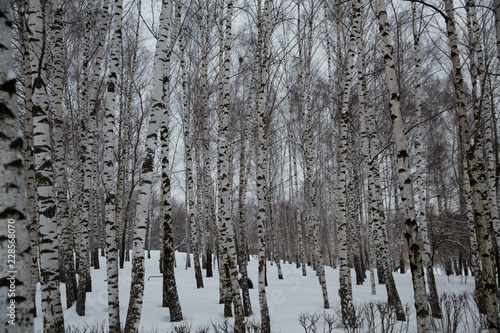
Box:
181, 35, 203, 289
0, 2, 34, 329
160, 26, 183, 318
238, 74, 253, 316
102, 0, 123, 330
375, 0, 431, 330
298, 0, 329, 309
217, 0, 245, 329
292, 136, 307, 277
467, 0, 500, 288
125, 0, 182, 329
199, 3, 215, 278
411, 1, 441, 319
284, 70, 306, 276
18, 0, 40, 316
77, 0, 111, 315
354, 15, 377, 294
50, 0, 78, 309
335, 0, 362, 321
28, 0, 65, 330
323, 2, 339, 271
443, 0, 499, 329
254, 0, 274, 331
494, 0, 500, 63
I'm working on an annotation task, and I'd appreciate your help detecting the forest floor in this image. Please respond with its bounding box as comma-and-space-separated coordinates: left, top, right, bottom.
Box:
34, 251, 476, 332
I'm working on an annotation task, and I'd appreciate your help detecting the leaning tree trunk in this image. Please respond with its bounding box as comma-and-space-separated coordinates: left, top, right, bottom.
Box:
28, 0, 65, 330
0, 2, 34, 329
443, 0, 499, 330
411, 1, 441, 319
375, 0, 431, 330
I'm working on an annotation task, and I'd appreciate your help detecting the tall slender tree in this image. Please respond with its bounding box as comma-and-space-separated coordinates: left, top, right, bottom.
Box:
411, 1, 441, 319
0, 1, 34, 330
335, 0, 362, 321
102, 0, 123, 330
298, 0, 329, 309
375, 0, 430, 330
254, 0, 274, 331
28, 0, 65, 330
217, 0, 245, 329
159, 0, 183, 321
50, 0, 78, 310
442, 0, 499, 329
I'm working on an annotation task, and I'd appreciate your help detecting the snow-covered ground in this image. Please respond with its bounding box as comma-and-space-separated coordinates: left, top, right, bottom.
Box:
34, 251, 475, 332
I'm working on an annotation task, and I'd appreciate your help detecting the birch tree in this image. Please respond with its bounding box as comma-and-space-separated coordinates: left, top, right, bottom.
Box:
28, 0, 65, 330
125, 0, 182, 329
102, 0, 123, 330
181, 34, 203, 289
217, 0, 245, 329
374, 0, 431, 330
50, 0, 78, 310
0, 1, 34, 330
199, 3, 215, 279
466, 0, 500, 288
254, 0, 274, 330
494, 0, 500, 62
159, 0, 183, 321
441, 0, 499, 329
77, 0, 112, 315
17, 0, 40, 316
298, 0, 329, 309
411, 1, 441, 319
335, 0, 361, 321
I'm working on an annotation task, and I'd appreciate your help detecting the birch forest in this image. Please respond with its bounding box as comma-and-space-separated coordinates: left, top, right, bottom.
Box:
1, 0, 500, 332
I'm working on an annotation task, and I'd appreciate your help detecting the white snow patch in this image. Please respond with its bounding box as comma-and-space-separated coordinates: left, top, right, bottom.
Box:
33, 251, 476, 332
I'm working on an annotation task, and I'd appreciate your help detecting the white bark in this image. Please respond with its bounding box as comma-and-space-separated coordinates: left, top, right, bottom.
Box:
494, 0, 500, 62
77, 0, 111, 315
443, 0, 499, 329
411, 1, 441, 319
254, 0, 274, 331
28, 0, 65, 330
18, 0, 40, 315
467, 0, 500, 284
50, 0, 78, 310
0, 2, 34, 329
125, 0, 181, 329
336, 0, 361, 320
160, 17, 183, 319
217, 0, 245, 329
298, 0, 329, 309
102, 0, 123, 330
375, 0, 430, 330
181, 35, 203, 289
